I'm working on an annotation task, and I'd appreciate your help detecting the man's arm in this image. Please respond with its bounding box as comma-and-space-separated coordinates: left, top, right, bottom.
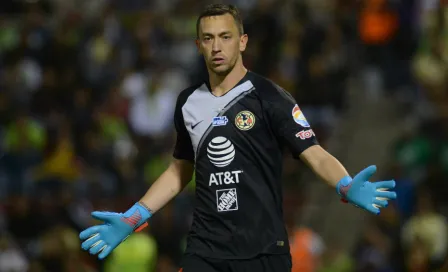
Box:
139, 87, 195, 214
300, 144, 397, 213
79, 89, 196, 260
139, 158, 194, 214
262, 84, 396, 214
299, 145, 348, 188
78, 160, 193, 259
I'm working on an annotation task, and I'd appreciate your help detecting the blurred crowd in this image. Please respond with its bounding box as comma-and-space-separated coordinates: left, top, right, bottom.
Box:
300, 1, 448, 272
0, 0, 446, 271
351, 2, 448, 272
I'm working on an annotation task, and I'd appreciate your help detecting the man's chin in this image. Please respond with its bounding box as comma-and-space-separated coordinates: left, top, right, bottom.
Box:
210, 65, 231, 76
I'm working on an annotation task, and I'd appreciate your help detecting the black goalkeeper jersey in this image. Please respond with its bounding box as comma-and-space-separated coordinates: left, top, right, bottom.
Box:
173, 71, 318, 259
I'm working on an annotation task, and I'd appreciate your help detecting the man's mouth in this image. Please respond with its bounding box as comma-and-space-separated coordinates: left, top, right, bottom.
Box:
212, 57, 225, 64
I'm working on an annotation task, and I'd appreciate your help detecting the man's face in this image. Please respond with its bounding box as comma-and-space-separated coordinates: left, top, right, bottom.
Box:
197, 14, 248, 76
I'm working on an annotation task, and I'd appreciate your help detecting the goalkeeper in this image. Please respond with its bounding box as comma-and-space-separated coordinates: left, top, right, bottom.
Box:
79, 4, 397, 272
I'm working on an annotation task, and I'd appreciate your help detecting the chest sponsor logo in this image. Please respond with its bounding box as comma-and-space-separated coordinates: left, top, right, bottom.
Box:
292, 104, 310, 127
295, 129, 315, 140
207, 136, 235, 167
216, 188, 238, 212
209, 170, 242, 186
235, 110, 255, 131
212, 116, 228, 127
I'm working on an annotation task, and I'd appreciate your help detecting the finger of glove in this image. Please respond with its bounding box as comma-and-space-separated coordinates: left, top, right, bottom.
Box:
98, 245, 114, 260
375, 180, 396, 190
80, 225, 104, 240
91, 211, 119, 222
81, 233, 102, 250
375, 190, 397, 200
353, 165, 377, 184
373, 198, 388, 208
89, 240, 107, 255
365, 205, 380, 215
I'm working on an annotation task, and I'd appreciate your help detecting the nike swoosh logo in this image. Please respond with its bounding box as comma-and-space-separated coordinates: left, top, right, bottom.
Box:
192, 120, 203, 129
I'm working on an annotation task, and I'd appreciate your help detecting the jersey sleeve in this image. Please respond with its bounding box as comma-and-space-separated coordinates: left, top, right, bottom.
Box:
173, 94, 195, 162
264, 86, 318, 159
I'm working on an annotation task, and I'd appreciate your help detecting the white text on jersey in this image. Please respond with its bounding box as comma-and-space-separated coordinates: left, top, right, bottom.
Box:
209, 170, 243, 186
212, 116, 228, 127
295, 129, 315, 140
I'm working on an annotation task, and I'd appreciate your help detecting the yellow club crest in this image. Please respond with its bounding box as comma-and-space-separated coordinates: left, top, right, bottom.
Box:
235, 111, 256, 131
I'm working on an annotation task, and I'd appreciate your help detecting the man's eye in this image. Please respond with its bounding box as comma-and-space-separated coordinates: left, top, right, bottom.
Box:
223, 36, 230, 40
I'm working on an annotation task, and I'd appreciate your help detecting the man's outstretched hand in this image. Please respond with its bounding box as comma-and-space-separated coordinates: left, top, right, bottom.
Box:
337, 165, 397, 215
79, 203, 151, 260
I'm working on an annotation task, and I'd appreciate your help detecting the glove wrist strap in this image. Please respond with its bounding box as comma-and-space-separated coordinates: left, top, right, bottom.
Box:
336, 176, 353, 203
121, 202, 153, 232
133, 202, 152, 232
133, 202, 152, 221
137, 201, 154, 215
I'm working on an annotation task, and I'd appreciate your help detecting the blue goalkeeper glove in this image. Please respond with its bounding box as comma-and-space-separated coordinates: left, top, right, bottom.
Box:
79, 202, 152, 260
336, 165, 397, 215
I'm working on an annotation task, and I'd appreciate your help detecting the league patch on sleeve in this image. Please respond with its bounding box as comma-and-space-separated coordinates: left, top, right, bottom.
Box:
292, 104, 310, 128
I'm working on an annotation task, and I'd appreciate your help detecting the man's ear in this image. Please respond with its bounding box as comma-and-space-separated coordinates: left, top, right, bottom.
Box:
239, 34, 248, 52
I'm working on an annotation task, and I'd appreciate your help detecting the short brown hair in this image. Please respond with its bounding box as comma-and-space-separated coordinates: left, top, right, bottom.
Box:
196, 4, 244, 38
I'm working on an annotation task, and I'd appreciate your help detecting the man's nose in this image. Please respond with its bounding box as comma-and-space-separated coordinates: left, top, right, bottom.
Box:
212, 39, 221, 52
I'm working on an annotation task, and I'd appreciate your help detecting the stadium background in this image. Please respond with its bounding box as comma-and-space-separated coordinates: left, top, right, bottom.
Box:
0, 0, 447, 271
